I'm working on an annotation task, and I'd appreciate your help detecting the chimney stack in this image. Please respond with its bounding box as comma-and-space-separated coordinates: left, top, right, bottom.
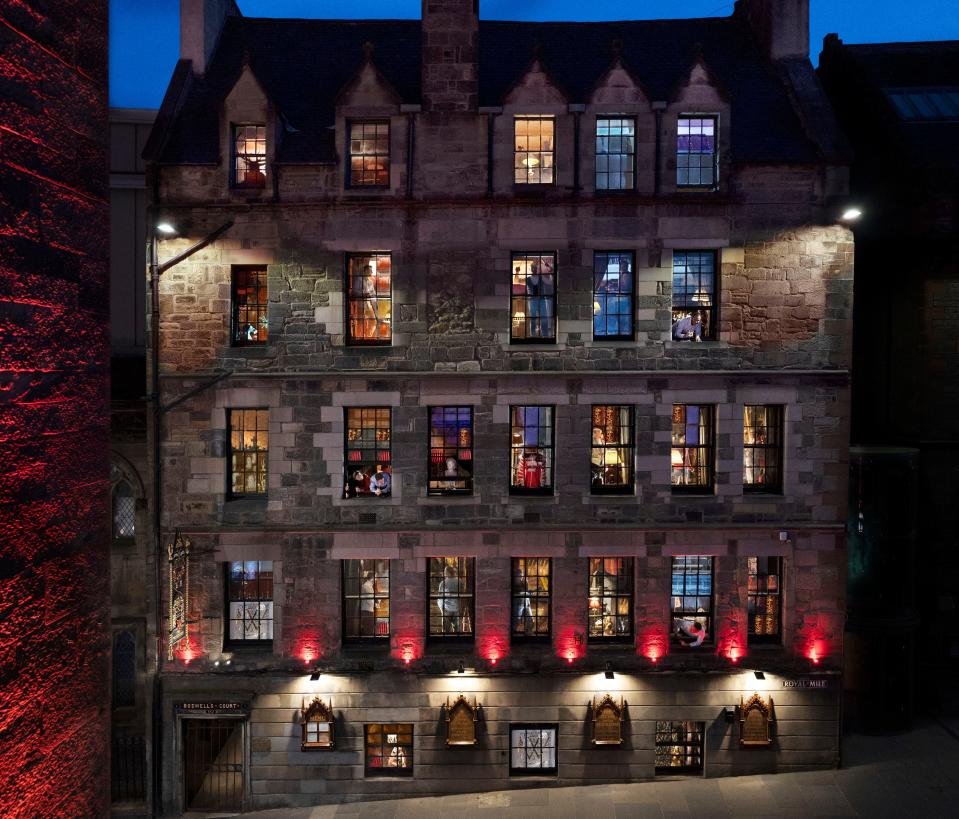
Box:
181, 0, 241, 75
735, 0, 809, 61
421, 0, 479, 112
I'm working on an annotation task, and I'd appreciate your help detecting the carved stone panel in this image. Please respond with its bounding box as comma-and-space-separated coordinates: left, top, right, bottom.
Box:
591, 694, 625, 746
739, 693, 773, 747
445, 694, 479, 746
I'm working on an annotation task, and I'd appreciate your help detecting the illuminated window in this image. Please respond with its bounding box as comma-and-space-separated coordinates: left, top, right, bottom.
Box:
748, 556, 782, 644
509, 725, 557, 775
228, 409, 268, 497
342, 559, 390, 640
677, 115, 717, 188
671, 251, 716, 341
509, 405, 554, 494
112, 480, 135, 540
428, 557, 474, 637
671, 404, 714, 492
655, 721, 704, 774
511, 558, 551, 638
349, 121, 390, 187
225, 560, 273, 645
344, 408, 391, 499
671, 556, 713, 647
231, 266, 268, 345
510, 253, 556, 342
593, 251, 634, 339
428, 407, 473, 496
232, 124, 266, 189
365, 724, 413, 775
743, 405, 784, 493
514, 116, 554, 184
591, 405, 635, 494
587, 557, 633, 639
346, 253, 391, 344
596, 117, 635, 190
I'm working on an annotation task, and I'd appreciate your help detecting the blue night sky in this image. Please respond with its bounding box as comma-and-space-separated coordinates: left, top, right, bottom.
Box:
110, 0, 959, 108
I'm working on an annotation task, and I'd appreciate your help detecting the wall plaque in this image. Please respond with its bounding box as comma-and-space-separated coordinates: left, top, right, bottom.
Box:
445, 695, 479, 746
591, 694, 625, 746
175, 702, 248, 716
782, 678, 831, 689
301, 697, 335, 750
739, 693, 774, 747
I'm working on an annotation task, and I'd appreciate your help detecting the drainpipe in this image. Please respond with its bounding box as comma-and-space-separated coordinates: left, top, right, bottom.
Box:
569, 104, 585, 196
401, 105, 419, 199
653, 101, 667, 195
480, 107, 502, 197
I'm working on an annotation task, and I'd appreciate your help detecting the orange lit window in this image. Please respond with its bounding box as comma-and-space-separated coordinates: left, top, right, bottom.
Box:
349, 121, 390, 187
347, 253, 391, 344
232, 124, 266, 189
228, 408, 268, 497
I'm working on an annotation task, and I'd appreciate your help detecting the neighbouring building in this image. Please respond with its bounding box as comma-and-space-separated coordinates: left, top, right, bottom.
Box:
0, 1, 111, 816
110, 107, 156, 813
819, 38, 959, 730
143, 1, 853, 812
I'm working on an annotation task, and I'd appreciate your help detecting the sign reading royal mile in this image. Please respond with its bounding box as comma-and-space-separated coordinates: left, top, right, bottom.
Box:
175, 702, 250, 715
782, 678, 832, 689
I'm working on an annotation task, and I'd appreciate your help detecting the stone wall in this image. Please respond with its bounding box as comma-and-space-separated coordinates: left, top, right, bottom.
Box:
0, 2, 111, 816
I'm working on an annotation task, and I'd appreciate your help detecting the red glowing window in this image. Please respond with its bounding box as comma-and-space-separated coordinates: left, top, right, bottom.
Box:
349, 121, 390, 187
232, 124, 266, 189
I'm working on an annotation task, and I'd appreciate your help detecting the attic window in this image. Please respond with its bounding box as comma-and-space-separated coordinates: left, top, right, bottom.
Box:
232, 124, 267, 189
886, 88, 959, 121
514, 116, 554, 185
349, 121, 390, 187
677, 116, 717, 189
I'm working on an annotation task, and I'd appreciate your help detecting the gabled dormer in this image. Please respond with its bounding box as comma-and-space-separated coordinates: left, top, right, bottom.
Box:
222, 59, 275, 198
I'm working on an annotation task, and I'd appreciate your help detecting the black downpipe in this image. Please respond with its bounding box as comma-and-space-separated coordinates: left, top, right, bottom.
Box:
654, 105, 664, 195
406, 112, 415, 199
573, 111, 581, 196
486, 113, 495, 198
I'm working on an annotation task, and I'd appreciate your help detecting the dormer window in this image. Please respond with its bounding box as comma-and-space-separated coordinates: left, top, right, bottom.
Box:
514, 116, 554, 185
232, 124, 266, 189
677, 115, 717, 189
348, 121, 390, 187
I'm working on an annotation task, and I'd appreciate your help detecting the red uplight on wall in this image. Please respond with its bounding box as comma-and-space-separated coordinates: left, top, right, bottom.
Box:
639, 626, 668, 664
392, 634, 423, 666
179, 638, 197, 665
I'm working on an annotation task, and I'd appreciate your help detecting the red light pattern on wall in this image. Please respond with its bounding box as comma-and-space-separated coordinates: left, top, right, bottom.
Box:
0, 1, 110, 815
391, 633, 424, 665
639, 625, 668, 663
716, 622, 746, 664
478, 630, 508, 667
556, 627, 584, 663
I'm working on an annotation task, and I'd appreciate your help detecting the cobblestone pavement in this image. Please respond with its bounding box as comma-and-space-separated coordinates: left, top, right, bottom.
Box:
221, 720, 959, 819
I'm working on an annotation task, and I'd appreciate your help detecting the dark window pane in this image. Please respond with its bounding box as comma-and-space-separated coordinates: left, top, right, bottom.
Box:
671, 251, 715, 341
593, 252, 634, 339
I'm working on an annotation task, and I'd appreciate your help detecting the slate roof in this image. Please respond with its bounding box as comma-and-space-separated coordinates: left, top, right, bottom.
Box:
146, 14, 827, 166
819, 40, 959, 166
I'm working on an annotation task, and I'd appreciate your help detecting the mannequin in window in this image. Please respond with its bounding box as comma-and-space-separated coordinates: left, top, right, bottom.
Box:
675, 619, 706, 647
438, 564, 461, 632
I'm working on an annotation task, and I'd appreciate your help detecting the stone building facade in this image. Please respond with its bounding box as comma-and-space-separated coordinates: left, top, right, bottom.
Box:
145, 1, 852, 812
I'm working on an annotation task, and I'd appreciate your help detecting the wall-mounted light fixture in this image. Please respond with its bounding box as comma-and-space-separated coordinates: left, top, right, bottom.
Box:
754, 671, 765, 681
457, 661, 465, 674
840, 207, 862, 222
604, 662, 614, 680
310, 669, 321, 682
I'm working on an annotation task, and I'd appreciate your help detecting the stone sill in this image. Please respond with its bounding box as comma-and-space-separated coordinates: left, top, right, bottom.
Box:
419, 494, 482, 506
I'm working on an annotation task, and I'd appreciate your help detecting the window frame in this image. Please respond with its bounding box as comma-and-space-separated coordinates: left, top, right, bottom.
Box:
508, 723, 559, 776
509, 405, 556, 496
112, 479, 136, 542
590, 404, 636, 495
670, 555, 714, 648
343, 407, 392, 500
510, 557, 552, 641
676, 114, 718, 191
427, 406, 474, 497
226, 408, 269, 500
671, 250, 718, 343
670, 404, 715, 494
231, 123, 267, 190
747, 556, 783, 646
595, 115, 636, 192
510, 252, 558, 344
364, 723, 413, 777
587, 557, 634, 641
592, 251, 635, 341
345, 252, 392, 346
655, 720, 705, 775
427, 557, 476, 640
223, 560, 274, 649
513, 115, 556, 186
230, 265, 269, 347
346, 119, 391, 189
743, 405, 785, 494
341, 559, 391, 644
